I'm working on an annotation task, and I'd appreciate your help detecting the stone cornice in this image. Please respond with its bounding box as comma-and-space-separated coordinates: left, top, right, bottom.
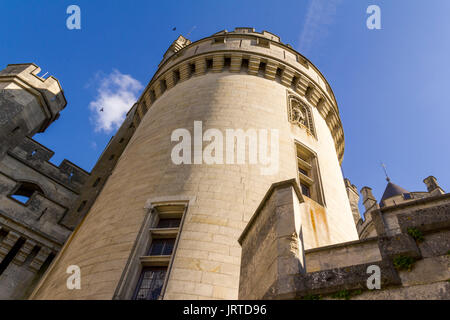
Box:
133, 30, 345, 163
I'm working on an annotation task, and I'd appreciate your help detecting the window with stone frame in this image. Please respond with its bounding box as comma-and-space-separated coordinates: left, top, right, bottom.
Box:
133, 267, 167, 300
296, 142, 325, 206
124, 202, 187, 301
288, 94, 316, 138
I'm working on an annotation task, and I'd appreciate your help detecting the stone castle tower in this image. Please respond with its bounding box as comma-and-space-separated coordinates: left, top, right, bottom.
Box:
0, 64, 90, 299
29, 28, 358, 300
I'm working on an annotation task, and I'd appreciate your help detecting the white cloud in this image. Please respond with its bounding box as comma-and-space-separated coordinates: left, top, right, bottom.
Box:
298, 0, 342, 55
89, 70, 143, 133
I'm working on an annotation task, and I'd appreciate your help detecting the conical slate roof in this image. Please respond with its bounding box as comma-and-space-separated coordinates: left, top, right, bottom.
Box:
380, 181, 410, 202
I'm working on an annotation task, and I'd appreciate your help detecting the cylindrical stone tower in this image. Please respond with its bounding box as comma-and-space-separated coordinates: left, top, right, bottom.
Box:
31, 28, 357, 300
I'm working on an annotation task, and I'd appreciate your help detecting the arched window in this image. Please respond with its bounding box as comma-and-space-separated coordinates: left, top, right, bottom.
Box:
10, 182, 45, 204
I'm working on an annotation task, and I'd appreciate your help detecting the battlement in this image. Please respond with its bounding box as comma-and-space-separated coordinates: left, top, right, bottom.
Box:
8, 137, 89, 193
214, 27, 281, 43
0, 63, 67, 132
137, 28, 345, 163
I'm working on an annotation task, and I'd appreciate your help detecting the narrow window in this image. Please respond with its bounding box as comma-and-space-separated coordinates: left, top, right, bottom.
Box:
150, 90, 156, 103
224, 57, 231, 70
189, 63, 196, 77
77, 200, 87, 213
0, 237, 25, 275
173, 70, 180, 85
206, 59, 213, 71
241, 59, 249, 72
275, 68, 283, 83
109, 154, 115, 161
160, 80, 167, 94
258, 62, 266, 77
93, 177, 101, 187
0, 229, 8, 244
291, 76, 299, 90
133, 267, 167, 300
24, 245, 41, 266
119, 138, 125, 144
296, 143, 324, 205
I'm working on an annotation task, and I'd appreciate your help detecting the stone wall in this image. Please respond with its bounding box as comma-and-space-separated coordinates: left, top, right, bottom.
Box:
239, 180, 450, 300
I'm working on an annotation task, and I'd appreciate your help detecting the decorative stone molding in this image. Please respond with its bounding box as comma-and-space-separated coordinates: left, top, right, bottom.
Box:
131, 28, 345, 163
287, 93, 316, 138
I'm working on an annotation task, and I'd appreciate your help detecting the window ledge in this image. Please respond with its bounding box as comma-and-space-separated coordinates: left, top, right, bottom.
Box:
149, 228, 179, 238
140, 255, 171, 267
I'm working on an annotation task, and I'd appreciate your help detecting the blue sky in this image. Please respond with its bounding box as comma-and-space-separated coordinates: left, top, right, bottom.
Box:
1, 0, 449, 209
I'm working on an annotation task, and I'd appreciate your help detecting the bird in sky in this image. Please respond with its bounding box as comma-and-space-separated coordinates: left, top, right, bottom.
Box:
100, 108, 104, 112
172, 27, 176, 31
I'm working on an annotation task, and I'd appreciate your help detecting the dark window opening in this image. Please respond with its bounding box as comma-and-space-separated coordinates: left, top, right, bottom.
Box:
119, 138, 125, 143
298, 167, 309, 176
38, 252, 55, 274
300, 183, 311, 198
275, 68, 283, 83
0, 237, 25, 275
206, 59, 213, 71
77, 200, 87, 213
0, 229, 8, 244
241, 59, 249, 72
24, 245, 41, 266
109, 154, 115, 161
93, 178, 101, 187
150, 90, 156, 103
141, 101, 148, 114
160, 80, 167, 94
189, 63, 196, 77
173, 70, 180, 85
148, 238, 175, 256
31, 149, 37, 157
10, 182, 44, 204
157, 218, 181, 229
403, 193, 412, 200
258, 62, 266, 77
224, 57, 231, 69
213, 37, 225, 44
133, 267, 167, 300
291, 76, 299, 90
305, 86, 313, 99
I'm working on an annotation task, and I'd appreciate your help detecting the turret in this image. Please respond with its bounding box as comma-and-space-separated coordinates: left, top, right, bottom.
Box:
345, 178, 361, 224
0, 63, 67, 159
423, 176, 445, 196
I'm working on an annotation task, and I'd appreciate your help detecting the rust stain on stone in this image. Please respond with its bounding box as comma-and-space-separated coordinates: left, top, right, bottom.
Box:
305, 197, 330, 247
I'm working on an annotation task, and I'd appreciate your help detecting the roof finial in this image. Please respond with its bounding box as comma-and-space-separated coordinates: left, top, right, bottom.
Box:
381, 162, 390, 182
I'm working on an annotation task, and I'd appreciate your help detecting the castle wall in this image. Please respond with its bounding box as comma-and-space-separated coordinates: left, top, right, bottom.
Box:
0, 137, 88, 299
239, 181, 450, 300
30, 28, 356, 300
0, 64, 89, 300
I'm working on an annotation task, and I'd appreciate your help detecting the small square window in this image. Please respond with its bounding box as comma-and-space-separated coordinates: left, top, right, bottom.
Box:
133, 267, 167, 300
300, 183, 311, 198
157, 218, 181, 228
148, 238, 175, 256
